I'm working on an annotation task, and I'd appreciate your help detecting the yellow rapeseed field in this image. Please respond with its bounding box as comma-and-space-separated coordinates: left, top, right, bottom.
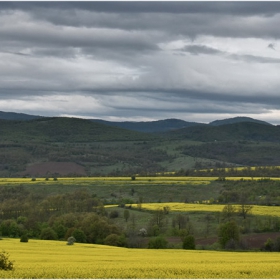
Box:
0, 238, 280, 278
134, 203, 280, 217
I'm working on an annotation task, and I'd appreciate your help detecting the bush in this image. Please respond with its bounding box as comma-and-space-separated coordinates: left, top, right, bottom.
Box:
182, 235, 195, 250
67, 236, 76, 245
20, 234, 29, 243
109, 210, 119, 219
148, 236, 168, 249
264, 238, 274, 251
0, 251, 14, 271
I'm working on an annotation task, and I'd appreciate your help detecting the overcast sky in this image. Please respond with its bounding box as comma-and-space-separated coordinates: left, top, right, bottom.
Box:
1, 2, 280, 124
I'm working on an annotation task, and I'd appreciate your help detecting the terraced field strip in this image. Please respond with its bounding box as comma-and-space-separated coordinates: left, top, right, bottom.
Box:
135, 203, 280, 217
0, 238, 279, 278
1, 176, 280, 186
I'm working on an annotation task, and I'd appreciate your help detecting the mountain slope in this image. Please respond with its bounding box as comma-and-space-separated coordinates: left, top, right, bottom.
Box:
0, 111, 43, 121
92, 118, 203, 133
0, 117, 156, 142
209, 116, 272, 126
166, 122, 280, 142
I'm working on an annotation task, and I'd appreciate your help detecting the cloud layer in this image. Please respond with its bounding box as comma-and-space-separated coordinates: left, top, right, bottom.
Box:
1, 2, 280, 123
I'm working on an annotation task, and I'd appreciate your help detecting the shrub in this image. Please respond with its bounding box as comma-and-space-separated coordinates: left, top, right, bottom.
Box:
182, 235, 195, 250
273, 236, 280, 252
0, 251, 14, 271
67, 236, 76, 245
264, 238, 274, 251
104, 234, 127, 247
148, 236, 168, 249
20, 234, 29, 243
109, 210, 119, 219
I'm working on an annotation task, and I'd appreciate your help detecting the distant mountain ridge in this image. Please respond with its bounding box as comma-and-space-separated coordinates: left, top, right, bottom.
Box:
0, 110, 273, 133
92, 118, 203, 133
0, 111, 44, 121
209, 116, 272, 126
166, 121, 280, 142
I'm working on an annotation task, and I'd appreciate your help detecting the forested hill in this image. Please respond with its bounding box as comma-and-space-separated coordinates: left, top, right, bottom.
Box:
209, 116, 272, 126
164, 122, 280, 142
0, 117, 156, 142
92, 118, 203, 133
0, 111, 43, 121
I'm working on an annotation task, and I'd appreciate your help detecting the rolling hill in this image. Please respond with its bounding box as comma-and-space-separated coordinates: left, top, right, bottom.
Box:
0, 117, 155, 142
0, 112, 280, 176
92, 118, 203, 132
0, 110, 43, 121
209, 116, 272, 126
165, 122, 280, 142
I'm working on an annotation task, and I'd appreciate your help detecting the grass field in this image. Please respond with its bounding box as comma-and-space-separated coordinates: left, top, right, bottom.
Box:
0, 238, 280, 278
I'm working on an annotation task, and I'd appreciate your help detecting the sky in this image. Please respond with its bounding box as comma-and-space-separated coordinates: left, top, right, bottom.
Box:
1, 1, 280, 124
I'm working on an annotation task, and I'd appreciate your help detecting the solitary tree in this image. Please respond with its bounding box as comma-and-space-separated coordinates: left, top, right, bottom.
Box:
124, 209, 130, 222
218, 220, 240, 249
221, 204, 236, 221
0, 251, 14, 271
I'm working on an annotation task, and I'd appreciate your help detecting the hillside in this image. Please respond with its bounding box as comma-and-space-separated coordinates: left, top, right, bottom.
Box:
0, 117, 169, 177
1, 115, 280, 176
92, 118, 202, 133
0, 117, 155, 142
166, 122, 280, 142
209, 116, 272, 126
0, 111, 43, 121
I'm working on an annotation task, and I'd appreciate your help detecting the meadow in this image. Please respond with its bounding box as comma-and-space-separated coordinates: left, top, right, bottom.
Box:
0, 238, 280, 278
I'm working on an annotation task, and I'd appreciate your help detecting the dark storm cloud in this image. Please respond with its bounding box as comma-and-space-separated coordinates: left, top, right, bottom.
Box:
2, 2, 280, 39
2, 2, 280, 15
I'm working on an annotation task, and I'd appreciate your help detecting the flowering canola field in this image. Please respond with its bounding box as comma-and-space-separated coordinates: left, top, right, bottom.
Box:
134, 203, 280, 217
0, 238, 280, 278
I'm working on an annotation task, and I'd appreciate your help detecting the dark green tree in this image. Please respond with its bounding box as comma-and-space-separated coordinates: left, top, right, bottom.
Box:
182, 235, 195, 250
218, 220, 240, 249
148, 236, 168, 249
72, 229, 86, 243
124, 209, 130, 222
40, 227, 58, 240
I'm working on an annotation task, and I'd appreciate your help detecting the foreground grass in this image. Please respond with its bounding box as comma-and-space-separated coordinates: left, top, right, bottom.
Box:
0, 239, 280, 278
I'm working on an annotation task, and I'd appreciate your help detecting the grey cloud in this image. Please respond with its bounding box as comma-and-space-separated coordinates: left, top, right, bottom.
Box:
2, 2, 280, 40
2, 2, 280, 15
180, 45, 223, 56
1, 2, 280, 123
268, 43, 276, 50
179, 44, 280, 64
229, 53, 280, 64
